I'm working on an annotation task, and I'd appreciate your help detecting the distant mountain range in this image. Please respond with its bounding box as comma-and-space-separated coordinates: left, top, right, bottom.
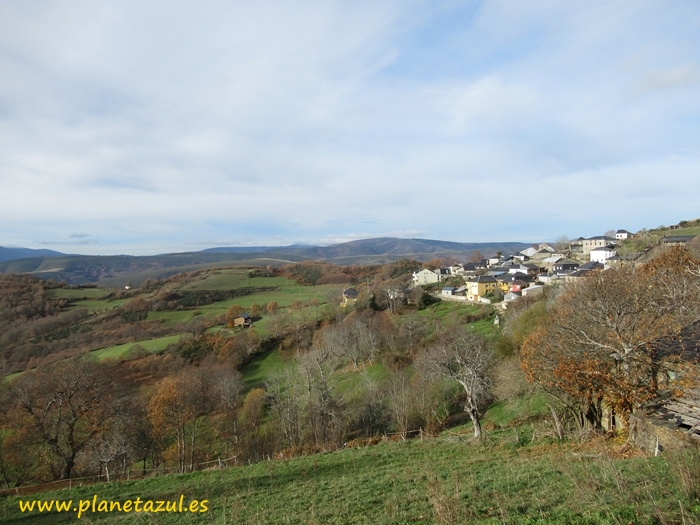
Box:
0, 238, 533, 285
0, 246, 65, 263
205, 238, 532, 262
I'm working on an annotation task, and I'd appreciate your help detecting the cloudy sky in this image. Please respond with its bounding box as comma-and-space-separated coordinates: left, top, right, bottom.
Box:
1, 1, 699, 255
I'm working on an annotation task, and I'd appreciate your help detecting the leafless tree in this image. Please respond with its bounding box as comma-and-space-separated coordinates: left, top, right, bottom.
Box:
266, 368, 304, 448
296, 338, 345, 447
418, 328, 494, 439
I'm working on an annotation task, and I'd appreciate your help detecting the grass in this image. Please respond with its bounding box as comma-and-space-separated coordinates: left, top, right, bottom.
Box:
2, 371, 25, 383
146, 310, 198, 324
197, 285, 337, 315
421, 301, 486, 319
177, 269, 290, 291
47, 288, 114, 299
334, 362, 390, 397
240, 348, 291, 390
483, 391, 550, 427
90, 335, 182, 361
2, 435, 698, 524
66, 298, 130, 313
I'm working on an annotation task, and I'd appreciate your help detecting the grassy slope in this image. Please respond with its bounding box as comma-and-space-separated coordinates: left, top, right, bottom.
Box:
47, 289, 114, 299
2, 436, 697, 524
90, 335, 182, 361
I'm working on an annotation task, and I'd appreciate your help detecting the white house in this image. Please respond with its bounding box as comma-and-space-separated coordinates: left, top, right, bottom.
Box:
590, 245, 618, 263
412, 268, 439, 286
522, 284, 545, 298
616, 229, 633, 240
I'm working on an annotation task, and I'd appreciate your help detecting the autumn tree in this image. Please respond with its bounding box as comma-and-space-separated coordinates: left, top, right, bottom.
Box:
468, 251, 484, 263
418, 328, 494, 438
225, 305, 244, 327
209, 367, 244, 449
266, 300, 279, 315
148, 368, 219, 473
521, 249, 700, 428
9, 359, 120, 480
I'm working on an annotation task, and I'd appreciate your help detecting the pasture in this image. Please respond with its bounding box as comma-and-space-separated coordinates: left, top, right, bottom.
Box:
90, 335, 181, 361
3, 433, 698, 524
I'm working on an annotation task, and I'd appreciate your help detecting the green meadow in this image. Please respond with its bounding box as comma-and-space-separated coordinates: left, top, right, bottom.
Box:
3, 434, 698, 524
178, 269, 290, 291
90, 335, 182, 361
47, 288, 115, 299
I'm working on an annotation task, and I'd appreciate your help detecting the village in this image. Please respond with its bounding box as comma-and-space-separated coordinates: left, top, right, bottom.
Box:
404, 229, 699, 306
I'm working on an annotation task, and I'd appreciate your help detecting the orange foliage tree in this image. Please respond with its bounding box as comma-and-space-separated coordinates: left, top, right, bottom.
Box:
521, 248, 700, 428
148, 368, 218, 473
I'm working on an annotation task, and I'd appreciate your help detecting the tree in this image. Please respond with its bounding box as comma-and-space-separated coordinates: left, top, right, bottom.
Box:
418, 328, 494, 438
266, 301, 279, 316
250, 303, 262, 317
521, 250, 700, 428
554, 236, 571, 254
10, 359, 119, 480
225, 305, 244, 327
148, 368, 219, 473
266, 369, 304, 448
423, 258, 442, 271
297, 339, 346, 446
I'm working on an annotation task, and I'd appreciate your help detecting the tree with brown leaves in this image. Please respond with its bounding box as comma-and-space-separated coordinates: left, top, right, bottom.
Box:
521, 248, 700, 428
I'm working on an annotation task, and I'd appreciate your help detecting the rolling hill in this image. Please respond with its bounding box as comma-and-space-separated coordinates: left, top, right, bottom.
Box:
0, 238, 533, 284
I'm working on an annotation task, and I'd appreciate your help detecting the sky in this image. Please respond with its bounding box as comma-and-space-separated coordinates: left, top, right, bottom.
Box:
1, 1, 699, 256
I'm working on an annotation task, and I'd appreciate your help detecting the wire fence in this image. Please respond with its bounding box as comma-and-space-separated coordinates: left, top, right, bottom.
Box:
0, 422, 565, 497
0, 456, 239, 497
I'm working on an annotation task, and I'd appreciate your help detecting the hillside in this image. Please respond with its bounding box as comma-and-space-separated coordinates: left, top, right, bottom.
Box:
0, 246, 64, 263
2, 434, 698, 524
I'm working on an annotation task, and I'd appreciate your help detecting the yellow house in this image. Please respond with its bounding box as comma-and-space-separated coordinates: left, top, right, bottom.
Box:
342, 288, 359, 307
467, 276, 497, 301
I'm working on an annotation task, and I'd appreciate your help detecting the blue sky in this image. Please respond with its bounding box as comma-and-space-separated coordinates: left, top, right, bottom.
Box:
1, 1, 699, 255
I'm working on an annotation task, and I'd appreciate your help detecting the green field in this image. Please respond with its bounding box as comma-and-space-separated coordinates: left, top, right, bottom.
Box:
2, 434, 698, 524
47, 288, 115, 299
65, 298, 131, 313
240, 348, 291, 390
146, 310, 198, 324
91, 335, 182, 361
178, 269, 290, 291
198, 285, 338, 315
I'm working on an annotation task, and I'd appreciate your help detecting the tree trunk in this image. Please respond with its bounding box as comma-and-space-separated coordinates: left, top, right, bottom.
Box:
60, 457, 75, 480
584, 399, 603, 429
466, 405, 482, 439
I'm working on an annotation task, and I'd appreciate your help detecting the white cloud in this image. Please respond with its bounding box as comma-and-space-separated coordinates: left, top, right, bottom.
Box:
636, 63, 700, 93
0, 1, 699, 255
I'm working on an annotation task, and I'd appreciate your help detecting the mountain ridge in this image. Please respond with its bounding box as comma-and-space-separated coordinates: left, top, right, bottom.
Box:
0, 237, 533, 284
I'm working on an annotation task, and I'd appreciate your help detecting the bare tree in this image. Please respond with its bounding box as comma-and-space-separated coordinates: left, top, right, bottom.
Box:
418, 328, 494, 438
296, 338, 345, 447
266, 369, 304, 448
